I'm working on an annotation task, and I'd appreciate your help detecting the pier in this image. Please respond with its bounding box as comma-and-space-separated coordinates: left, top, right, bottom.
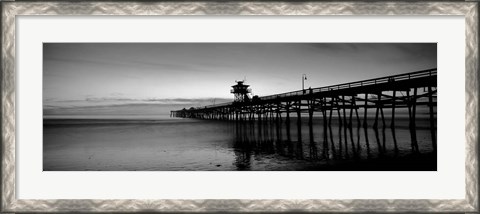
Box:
171, 68, 437, 154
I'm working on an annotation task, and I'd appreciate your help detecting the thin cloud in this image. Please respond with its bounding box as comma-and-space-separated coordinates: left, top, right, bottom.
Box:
44, 97, 232, 110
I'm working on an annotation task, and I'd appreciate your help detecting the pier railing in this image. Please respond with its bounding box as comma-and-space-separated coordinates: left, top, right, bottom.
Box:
196, 68, 436, 109
260, 68, 436, 101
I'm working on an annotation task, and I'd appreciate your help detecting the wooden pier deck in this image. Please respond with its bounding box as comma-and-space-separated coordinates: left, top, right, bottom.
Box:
171, 68, 437, 151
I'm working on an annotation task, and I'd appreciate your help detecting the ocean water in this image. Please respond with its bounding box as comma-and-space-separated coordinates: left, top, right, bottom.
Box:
43, 115, 436, 171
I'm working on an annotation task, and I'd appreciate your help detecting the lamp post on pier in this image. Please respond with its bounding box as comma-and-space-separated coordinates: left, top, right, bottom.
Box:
302, 74, 307, 94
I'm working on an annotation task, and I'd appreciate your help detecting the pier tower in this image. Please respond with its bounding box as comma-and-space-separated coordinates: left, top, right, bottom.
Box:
231, 80, 251, 103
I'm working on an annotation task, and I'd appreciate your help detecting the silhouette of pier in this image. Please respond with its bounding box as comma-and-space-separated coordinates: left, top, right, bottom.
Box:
171, 68, 437, 154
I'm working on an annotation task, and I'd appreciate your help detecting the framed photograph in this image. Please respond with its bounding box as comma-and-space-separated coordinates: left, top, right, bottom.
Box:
2, 1, 478, 212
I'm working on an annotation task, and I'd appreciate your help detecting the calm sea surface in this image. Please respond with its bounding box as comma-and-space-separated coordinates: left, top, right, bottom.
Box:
43, 116, 436, 171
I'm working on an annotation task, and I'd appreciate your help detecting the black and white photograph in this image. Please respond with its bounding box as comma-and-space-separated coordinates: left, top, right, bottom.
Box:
43, 43, 437, 171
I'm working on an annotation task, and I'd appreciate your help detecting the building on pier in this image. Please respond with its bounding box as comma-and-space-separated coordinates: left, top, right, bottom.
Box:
231, 80, 252, 103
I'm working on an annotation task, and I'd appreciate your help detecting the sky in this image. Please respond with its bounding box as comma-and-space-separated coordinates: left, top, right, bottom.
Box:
43, 43, 437, 117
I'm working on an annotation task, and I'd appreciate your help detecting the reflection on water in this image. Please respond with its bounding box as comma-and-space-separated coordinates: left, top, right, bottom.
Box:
44, 116, 436, 171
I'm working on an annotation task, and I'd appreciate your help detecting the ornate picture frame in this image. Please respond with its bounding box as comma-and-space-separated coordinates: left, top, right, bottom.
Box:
1, 1, 478, 212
